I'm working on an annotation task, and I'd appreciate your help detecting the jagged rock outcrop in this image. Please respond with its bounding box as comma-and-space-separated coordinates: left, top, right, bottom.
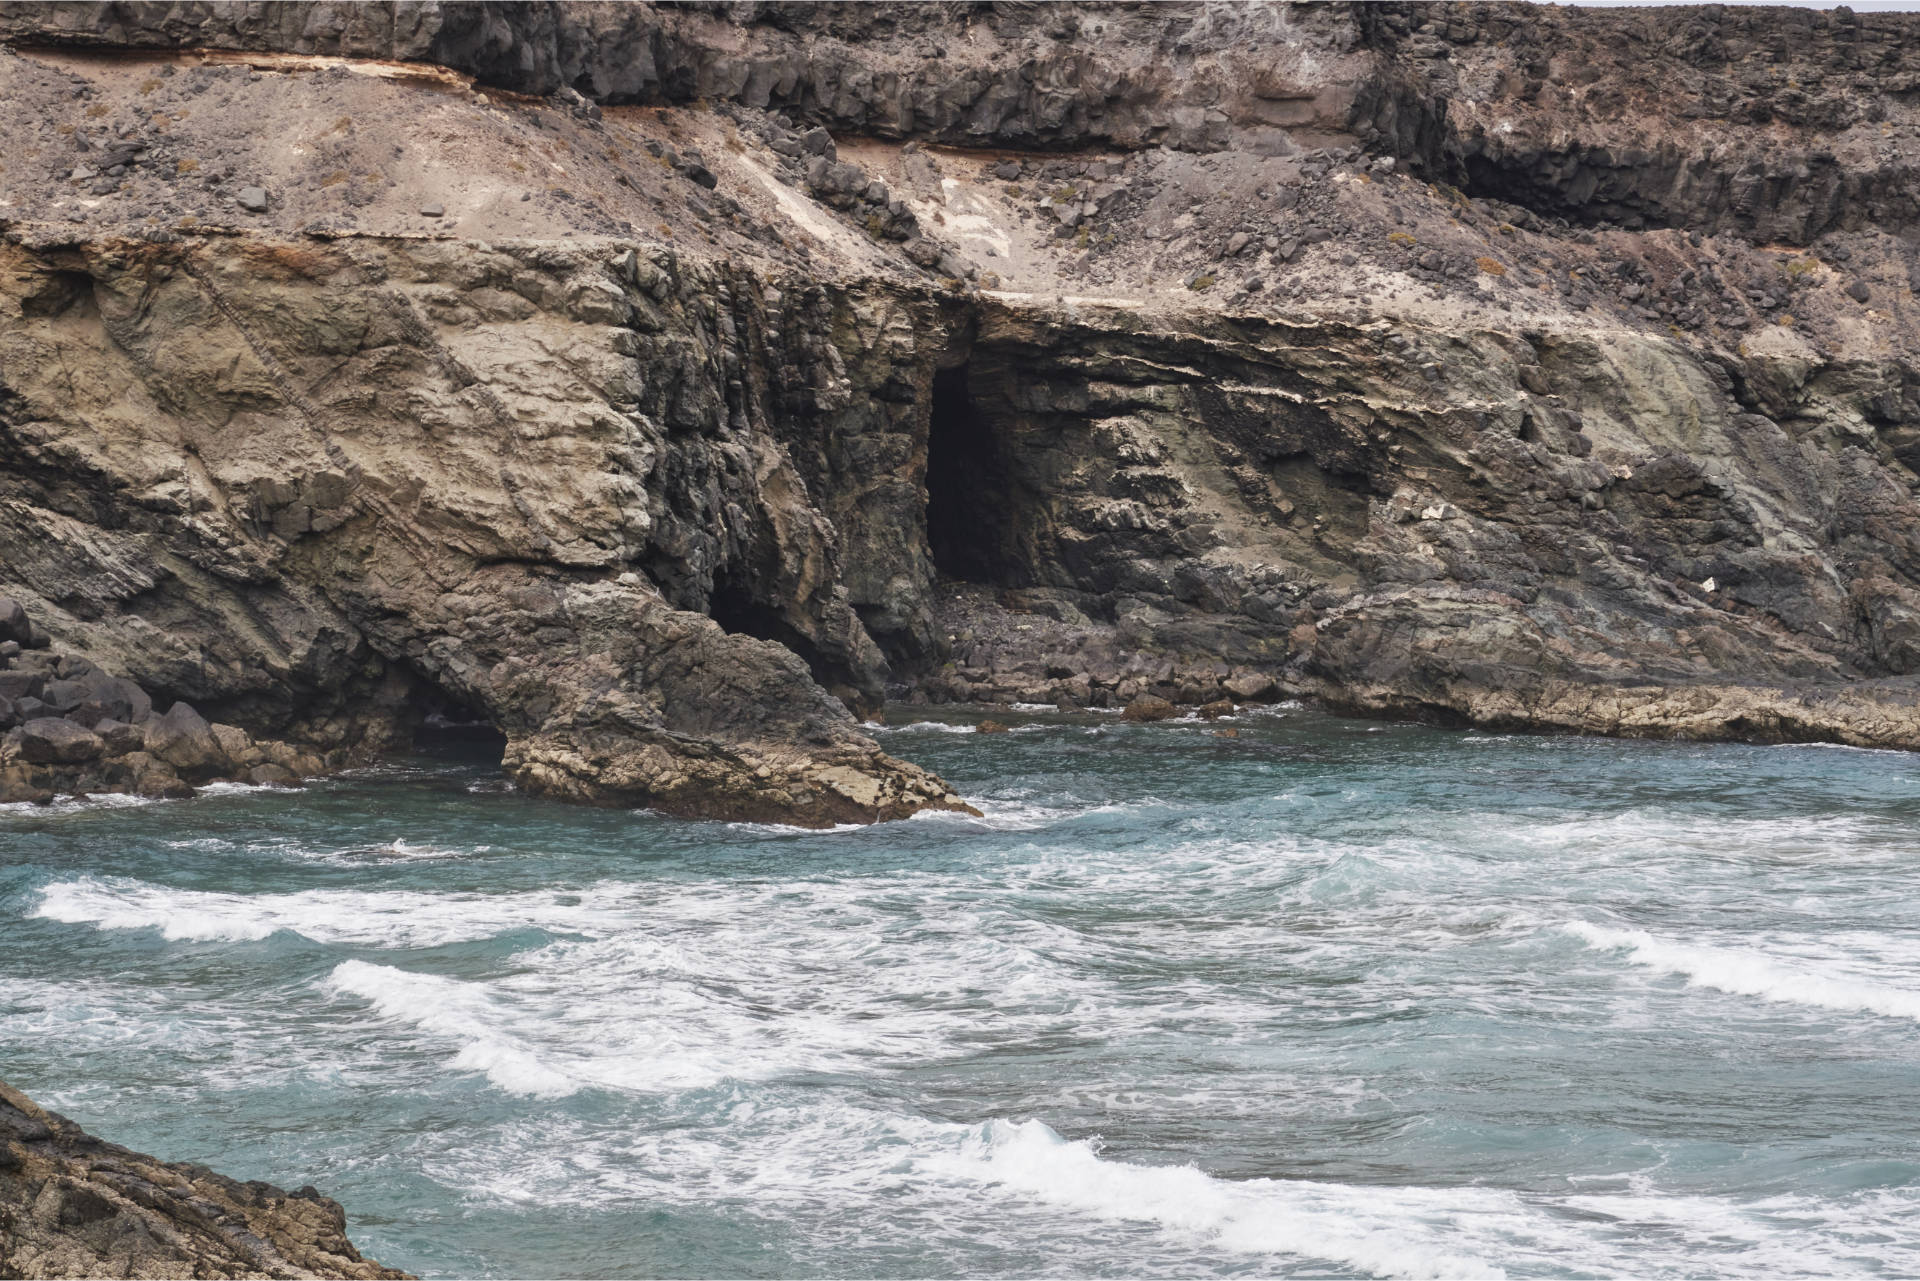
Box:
3, 0, 1920, 818
0, 1078, 407, 1280
1364, 2, 1920, 244
0, 231, 973, 823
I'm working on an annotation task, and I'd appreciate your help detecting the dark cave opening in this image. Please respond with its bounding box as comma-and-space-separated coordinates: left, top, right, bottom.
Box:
709, 574, 877, 713
22, 269, 97, 319
410, 682, 507, 765
924, 364, 1020, 585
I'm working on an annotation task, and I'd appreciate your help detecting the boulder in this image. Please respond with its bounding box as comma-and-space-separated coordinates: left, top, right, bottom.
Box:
110, 677, 153, 723
1847, 280, 1871, 303
1198, 699, 1235, 720
39, 678, 89, 713
93, 719, 145, 756
211, 723, 260, 767
143, 702, 229, 778
134, 759, 195, 800
246, 762, 300, 787
0, 598, 28, 645
0, 671, 42, 702
235, 186, 268, 212
1224, 672, 1278, 700
419, 201, 445, 217
14, 717, 104, 765
0, 763, 53, 804
1121, 694, 1178, 722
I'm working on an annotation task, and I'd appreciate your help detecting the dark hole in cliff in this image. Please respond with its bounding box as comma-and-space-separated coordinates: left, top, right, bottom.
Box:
925, 365, 1021, 585
411, 686, 507, 765
708, 575, 877, 714
22, 270, 97, 319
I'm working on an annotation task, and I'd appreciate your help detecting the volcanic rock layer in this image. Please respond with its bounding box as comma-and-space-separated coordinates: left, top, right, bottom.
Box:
3, 1, 1920, 820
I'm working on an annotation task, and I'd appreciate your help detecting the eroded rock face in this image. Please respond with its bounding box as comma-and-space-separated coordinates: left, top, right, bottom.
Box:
9, 1, 1920, 246
3, 1, 1920, 818
900, 298, 1920, 748
0, 234, 974, 823
0, 1078, 408, 1280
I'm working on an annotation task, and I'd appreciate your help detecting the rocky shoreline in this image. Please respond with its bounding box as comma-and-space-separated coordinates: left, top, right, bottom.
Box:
0, 597, 333, 804
0, 1, 1918, 822
0, 1078, 407, 1280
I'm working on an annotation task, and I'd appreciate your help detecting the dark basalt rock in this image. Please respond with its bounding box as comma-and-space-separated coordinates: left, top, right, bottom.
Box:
11, 718, 103, 765
0, 599, 322, 804
3, 0, 1920, 814
142, 701, 227, 780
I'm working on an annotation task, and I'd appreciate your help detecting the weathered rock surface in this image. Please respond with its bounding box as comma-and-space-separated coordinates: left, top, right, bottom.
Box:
0, 1078, 407, 1280
1, 1, 1920, 819
0, 596, 320, 803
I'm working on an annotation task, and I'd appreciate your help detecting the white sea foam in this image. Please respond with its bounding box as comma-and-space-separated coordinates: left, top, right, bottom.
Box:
325, 960, 577, 1097
867, 719, 978, 734
452, 1094, 1918, 1279
32, 876, 620, 946
0, 791, 166, 817
925, 1118, 1503, 1279
1565, 921, 1920, 1022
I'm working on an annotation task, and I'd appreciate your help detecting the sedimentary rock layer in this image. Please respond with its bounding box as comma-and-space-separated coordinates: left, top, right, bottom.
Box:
0, 1078, 407, 1280
2, 1, 1920, 819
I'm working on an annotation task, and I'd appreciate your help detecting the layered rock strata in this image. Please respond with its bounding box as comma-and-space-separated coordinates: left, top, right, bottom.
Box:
0, 1078, 407, 1280
2, 2, 1920, 820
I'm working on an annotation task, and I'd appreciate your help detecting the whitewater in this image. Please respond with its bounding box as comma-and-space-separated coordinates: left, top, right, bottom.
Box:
4, 706, 1919, 1278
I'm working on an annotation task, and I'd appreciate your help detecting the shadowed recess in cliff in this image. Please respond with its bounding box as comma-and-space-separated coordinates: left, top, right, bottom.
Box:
926, 363, 1025, 587
706, 572, 879, 716
409, 681, 506, 766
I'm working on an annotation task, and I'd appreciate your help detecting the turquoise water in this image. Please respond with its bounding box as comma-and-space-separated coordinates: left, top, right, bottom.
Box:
4, 705, 1920, 1279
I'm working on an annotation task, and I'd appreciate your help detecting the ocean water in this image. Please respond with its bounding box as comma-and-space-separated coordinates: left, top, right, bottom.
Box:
4, 705, 1920, 1280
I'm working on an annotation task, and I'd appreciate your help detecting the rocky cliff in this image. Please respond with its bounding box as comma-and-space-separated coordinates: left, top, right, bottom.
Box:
4, 1, 1920, 821
0, 1078, 406, 1280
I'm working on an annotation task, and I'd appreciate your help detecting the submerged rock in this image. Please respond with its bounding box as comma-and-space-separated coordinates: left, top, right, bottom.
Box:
0, 1077, 409, 1280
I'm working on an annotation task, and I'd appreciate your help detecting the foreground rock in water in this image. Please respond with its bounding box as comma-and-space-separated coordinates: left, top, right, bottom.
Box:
5, 2, 1920, 822
0, 1079, 407, 1280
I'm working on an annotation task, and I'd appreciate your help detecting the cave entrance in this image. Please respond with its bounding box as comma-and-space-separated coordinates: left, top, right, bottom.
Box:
411, 683, 507, 766
709, 572, 878, 715
925, 364, 1020, 585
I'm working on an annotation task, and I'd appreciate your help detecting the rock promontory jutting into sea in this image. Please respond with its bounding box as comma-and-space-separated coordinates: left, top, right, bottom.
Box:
7, 0, 1920, 829
0, 1077, 408, 1279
